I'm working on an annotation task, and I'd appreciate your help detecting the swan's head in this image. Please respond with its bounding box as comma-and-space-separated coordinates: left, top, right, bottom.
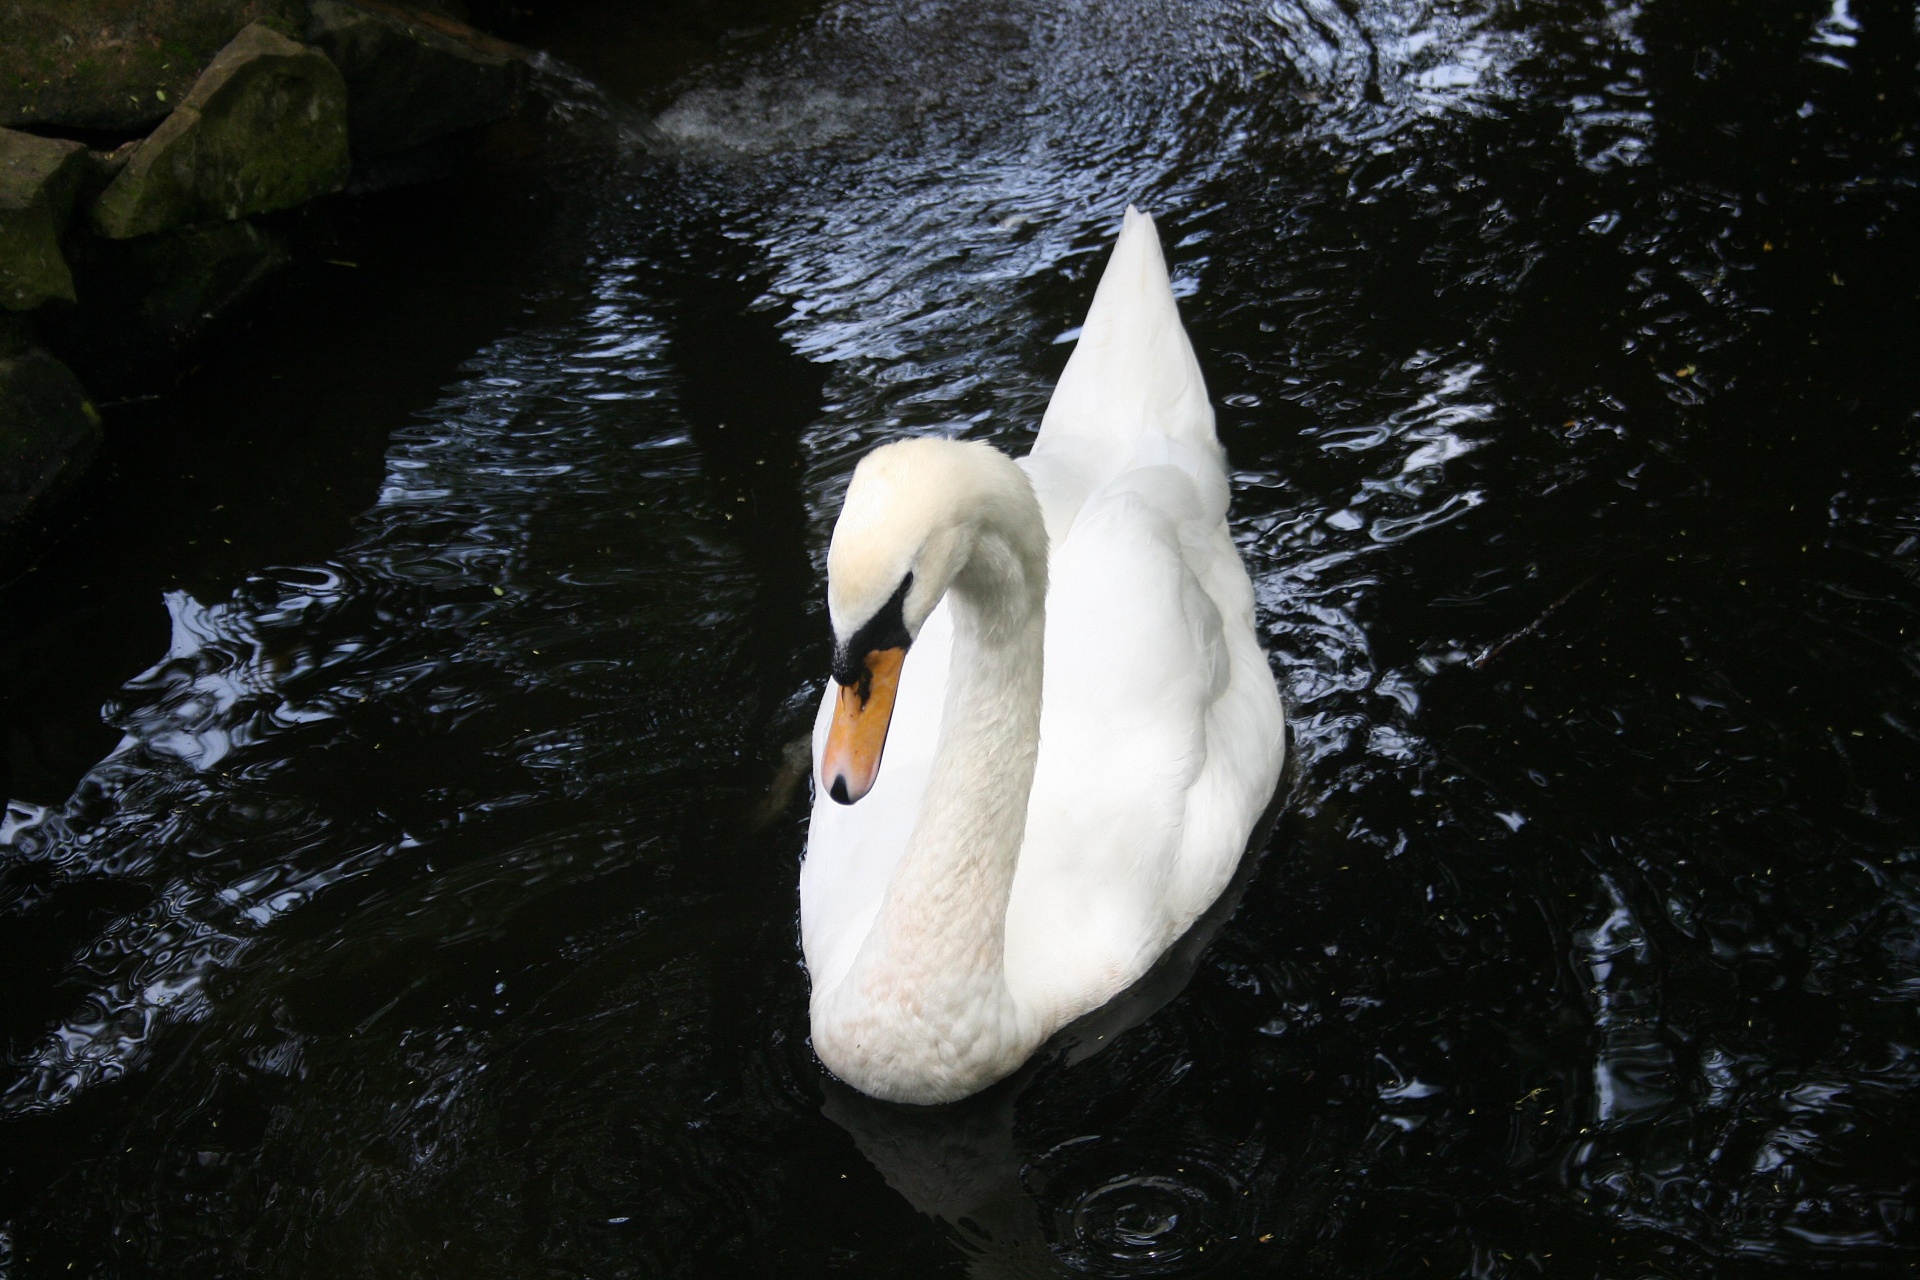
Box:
821, 438, 1045, 805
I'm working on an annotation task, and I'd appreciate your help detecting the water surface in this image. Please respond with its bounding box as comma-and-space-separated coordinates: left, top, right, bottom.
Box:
3, 0, 1917, 1275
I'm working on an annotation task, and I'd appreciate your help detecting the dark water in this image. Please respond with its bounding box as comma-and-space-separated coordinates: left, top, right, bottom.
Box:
4, 0, 1918, 1275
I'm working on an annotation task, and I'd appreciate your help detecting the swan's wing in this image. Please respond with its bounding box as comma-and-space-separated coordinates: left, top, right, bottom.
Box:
1006, 463, 1283, 1028
800, 597, 953, 994
1009, 208, 1282, 1029
1026, 206, 1224, 541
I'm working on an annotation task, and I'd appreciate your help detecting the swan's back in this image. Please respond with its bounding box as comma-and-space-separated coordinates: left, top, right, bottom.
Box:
1007, 208, 1284, 1030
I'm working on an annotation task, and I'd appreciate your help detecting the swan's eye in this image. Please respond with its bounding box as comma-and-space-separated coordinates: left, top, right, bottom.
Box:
830, 572, 914, 687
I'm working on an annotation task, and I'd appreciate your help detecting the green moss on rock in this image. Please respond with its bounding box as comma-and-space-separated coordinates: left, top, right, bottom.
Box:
0, 0, 309, 134
0, 128, 90, 310
91, 22, 351, 240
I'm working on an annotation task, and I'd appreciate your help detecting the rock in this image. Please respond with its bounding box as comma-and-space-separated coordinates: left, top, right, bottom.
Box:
0, 310, 33, 355
0, 128, 89, 310
91, 22, 350, 240
0, 346, 102, 542
49, 219, 289, 392
133, 220, 291, 346
306, 0, 529, 159
78, 142, 140, 206
0, 1, 307, 135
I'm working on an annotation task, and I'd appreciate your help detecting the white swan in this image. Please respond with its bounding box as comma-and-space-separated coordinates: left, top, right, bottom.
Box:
801, 207, 1286, 1105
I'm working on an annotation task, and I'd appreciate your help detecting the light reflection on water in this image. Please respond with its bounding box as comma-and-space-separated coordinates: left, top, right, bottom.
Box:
2, 0, 1918, 1274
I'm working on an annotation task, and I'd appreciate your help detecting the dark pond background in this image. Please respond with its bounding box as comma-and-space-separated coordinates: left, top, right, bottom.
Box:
3, 0, 1918, 1275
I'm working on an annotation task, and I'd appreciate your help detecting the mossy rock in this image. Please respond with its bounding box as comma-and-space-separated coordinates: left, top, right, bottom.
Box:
307, 0, 528, 158
0, 346, 102, 540
92, 22, 350, 240
0, 1, 309, 134
0, 128, 90, 311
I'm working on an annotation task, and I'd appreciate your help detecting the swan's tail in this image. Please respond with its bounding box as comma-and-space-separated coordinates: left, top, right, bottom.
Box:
1032, 207, 1219, 477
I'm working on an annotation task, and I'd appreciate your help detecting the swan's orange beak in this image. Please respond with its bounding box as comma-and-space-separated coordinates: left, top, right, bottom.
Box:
823, 647, 905, 805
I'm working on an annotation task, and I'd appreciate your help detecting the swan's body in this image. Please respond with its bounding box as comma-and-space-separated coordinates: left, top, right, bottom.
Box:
802, 208, 1285, 1104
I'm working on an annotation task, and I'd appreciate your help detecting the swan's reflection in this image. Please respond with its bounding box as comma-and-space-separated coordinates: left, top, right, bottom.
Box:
820, 801, 1290, 1278
824, 1075, 1055, 1278
824, 1072, 1279, 1278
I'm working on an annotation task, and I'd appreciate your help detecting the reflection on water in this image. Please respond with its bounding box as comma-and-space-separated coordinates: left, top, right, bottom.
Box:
3, 0, 1918, 1274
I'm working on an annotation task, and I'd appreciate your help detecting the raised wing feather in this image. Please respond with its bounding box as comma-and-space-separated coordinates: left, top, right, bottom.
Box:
1025, 207, 1226, 542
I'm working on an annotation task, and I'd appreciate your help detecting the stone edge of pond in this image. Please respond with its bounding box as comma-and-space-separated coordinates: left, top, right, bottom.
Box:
0, 0, 545, 573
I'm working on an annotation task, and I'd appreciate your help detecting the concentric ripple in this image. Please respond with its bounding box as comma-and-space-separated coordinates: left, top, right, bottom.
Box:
1049, 1167, 1243, 1276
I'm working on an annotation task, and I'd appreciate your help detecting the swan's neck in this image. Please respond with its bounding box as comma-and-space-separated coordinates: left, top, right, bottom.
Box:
819, 518, 1047, 1104
867, 558, 1043, 993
